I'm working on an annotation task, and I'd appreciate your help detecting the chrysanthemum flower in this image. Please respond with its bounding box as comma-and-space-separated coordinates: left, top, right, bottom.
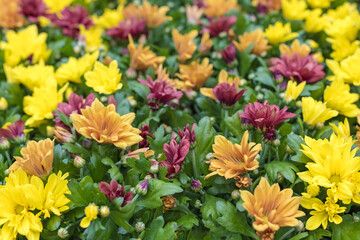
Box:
176, 58, 214, 90
279, 39, 311, 58
0, 0, 25, 28
327, 37, 359, 61
173, 29, 198, 62
179, 123, 196, 144
99, 179, 133, 205
0, 169, 43, 240
85, 60, 123, 94
55, 51, 99, 85
79, 25, 104, 53
241, 177, 305, 239
160, 138, 190, 178
220, 44, 236, 64
199, 33, 213, 54
18, 0, 49, 23
269, 54, 325, 83
330, 118, 350, 140
204, 0, 237, 17
138, 75, 183, 110
201, 70, 246, 106
125, 148, 154, 160
307, 0, 333, 8
281, 0, 308, 20
205, 131, 261, 179
186, 4, 203, 24
1, 25, 51, 67
92, 5, 124, 29
264, 22, 298, 45
304, 9, 327, 33
137, 0, 171, 28
233, 29, 271, 56
127, 35, 165, 71
9, 138, 54, 177
252, 0, 281, 13
283, 80, 306, 102
324, 80, 359, 117
71, 99, 142, 148
325, 17, 359, 42
301, 97, 338, 126
201, 16, 237, 38
301, 190, 345, 230
106, 18, 146, 40
327, 50, 360, 85
8, 61, 55, 90
80, 203, 99, 228
139, 124, 153, 148
239, 101, 296, 141
43, 0, 73, 13
24, 82, 68, 127
0, 119, 25, 141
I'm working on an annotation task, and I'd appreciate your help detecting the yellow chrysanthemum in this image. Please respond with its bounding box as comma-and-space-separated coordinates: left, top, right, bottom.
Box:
55, 51, 99, 85
172, 29, 198, 62
301, 190, 345, 230
304, 9, 327, 33
241, 177, 305, 239
325, 17, 359, 41
284, 80, 306, 102
281, 0, 308, 20
0, 97, 8, 110
43, 0, 73, 13
205, 131, 261, 179
301, 97, 338, 126
298, 134, 360, 204
0, 25, 51, 67
23, 83, 68, 127
307, 0, 333, 8
92, 5, 124, 29
264, 22, 298, 45
176, 58, 214, 90
0, 169, 43, 240
85, 60, 123, 94
327, 49, 360, 85
327, 37, 359, 61
71, 99, 142, 149
204, 0, 237, 17
233, 29, 271, 56
9, 138, 54, 177
324, 80, 360, 117
279, 39, 311, 58
0, 0, 25, 29
325, 2, 360, 22
79, 25, 104, 53
330, 118, 350, 140
7, 61, 56, 91
80, 203, 99, 228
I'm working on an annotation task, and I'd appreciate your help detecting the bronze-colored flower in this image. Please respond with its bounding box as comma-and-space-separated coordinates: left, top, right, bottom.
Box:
172, 29, 198, 62
161, 195, 176, 213
70, 99, 142, 149
233, 29, 271, 56
9, 138, 54, 177
235, 176, 252, 188
176, 58, 213, 90
0, 0, 25, 28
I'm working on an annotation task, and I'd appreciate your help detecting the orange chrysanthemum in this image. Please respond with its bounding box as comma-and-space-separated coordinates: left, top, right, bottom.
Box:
0, 0, 25, 28
204, 0, 238, 17
205, 131, 261, 180
138, 0, 171, 28
233, 29, 271, 56
199, 32, 213, 54
172, 29, 198, 62
127, 35, 165, 71
70, 99, 142, 149
176, 58, 213, 90
241, 177, 305, 240
9, 138, 54, 177
252, 0, 282, 12
279, 39, 311, 58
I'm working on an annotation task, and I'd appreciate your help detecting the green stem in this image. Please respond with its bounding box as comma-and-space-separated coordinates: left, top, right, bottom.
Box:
221, 108, 229, 138
5, 151, 11, 165
190, 149, 199, 179
278, 228, 295, 240
282, 153, 289, 161
276, 147, 280, 161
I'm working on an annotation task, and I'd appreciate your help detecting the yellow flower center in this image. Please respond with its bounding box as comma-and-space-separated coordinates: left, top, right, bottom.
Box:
262, 216, 268, 223
15, 205, 25, 215
330, 175, 341, 184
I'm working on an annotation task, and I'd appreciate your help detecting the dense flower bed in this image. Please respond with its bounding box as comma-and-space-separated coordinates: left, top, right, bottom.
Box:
1, 0, 360, 239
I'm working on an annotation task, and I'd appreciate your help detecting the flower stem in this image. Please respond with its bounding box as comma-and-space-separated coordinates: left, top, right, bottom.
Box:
5, 151, 11, 165
221, 108, 229, 138
190, 149, 199, 179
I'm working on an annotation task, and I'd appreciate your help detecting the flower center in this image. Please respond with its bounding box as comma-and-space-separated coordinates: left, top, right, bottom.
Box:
262, 216, 268, 223
330, 175, 341, 184
15, 205, 25, 215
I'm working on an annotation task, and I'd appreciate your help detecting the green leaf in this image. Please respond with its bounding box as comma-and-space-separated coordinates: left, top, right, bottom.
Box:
253, 70, 276, 90
331, 215, 360, 240
224, 110, 244, 140
63, 142, 90, 158
110, 210, 134, 232
126, 156, 151, 175
46, 215, 61, 231
239, 45, 256, 77
289, 232, 309, 240
161, 109, 196, 129
265, 161, 299, 183
144, 216, 177, 240
216, 201, 258, 239
287, 134, 304, 153
279, 123, 293, 137
128, 80, 150, 100
147, 125, 171, 155
136, 179, 183, 209
177, 214, 199, 230
101, 157, 123, 181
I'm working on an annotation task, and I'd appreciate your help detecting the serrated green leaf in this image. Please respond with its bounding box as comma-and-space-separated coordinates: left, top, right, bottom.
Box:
144, 216, 177, 240
177, 214, 199, 230
265, 161, 299, 183
46, 215, 61, 231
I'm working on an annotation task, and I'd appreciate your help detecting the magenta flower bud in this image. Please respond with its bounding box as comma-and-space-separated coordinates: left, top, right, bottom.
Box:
201, 16, 237, 37
107, 95, 118, 109
212, 83, 247, 106
221, 44, 236, 64
178, 123, 196, 144
99, 179, 133, 206
191, 180, 202, 192
136, 179, 149, 195
0, 137, 10, 150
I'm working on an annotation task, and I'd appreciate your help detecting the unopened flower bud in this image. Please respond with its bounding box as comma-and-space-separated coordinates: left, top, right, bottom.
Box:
54, 126, 74, 143
0, 97, 8, 110
136, 179, 149, 195
296, 220, 305, 232
219, 32, 227, 38
248, 73, 256, 79
135, 221, 145, 232
47, 126, 54, 137
129, 99, 137, 107
150, 162, 159, 174
0, 137, 10, 150
296, 100, 302, 108
191, 180, 202, 192
316, 122, 324, 129
354, 215, 360, 223
82, 139, 92, 149
209, 117, 216, 125
4, 169, 9, 176
126, 67, 137, 78
273, 139, 280, 146
231, 190, 240, 199
285, 145, 295, 154
206, 153, 213, 160
194, 200, 202, 208
256, 93, 264, 100
255, 85, 261, 91
100, 206, 110, 218
74, 155, 85, 168
58, 228, 69, 239
239, 79, 247, 86
276, 172, 284, 182
235, 176, 252, 188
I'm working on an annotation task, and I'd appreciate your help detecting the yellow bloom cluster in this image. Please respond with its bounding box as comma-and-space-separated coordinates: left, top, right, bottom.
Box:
0, 169, 70, 240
